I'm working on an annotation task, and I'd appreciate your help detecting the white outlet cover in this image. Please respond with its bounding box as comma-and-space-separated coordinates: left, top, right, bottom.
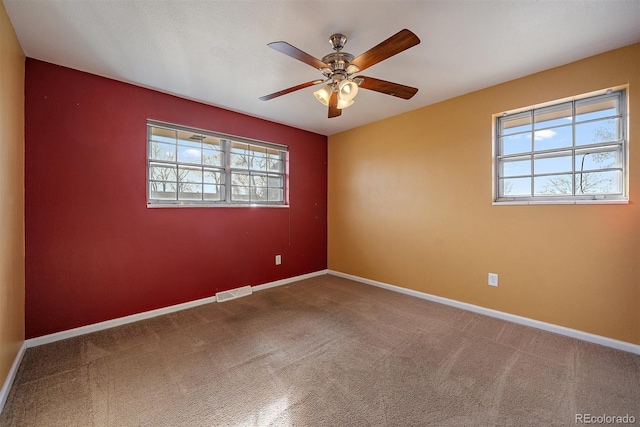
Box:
488, 273, 499, 287
275, 255, 281, 265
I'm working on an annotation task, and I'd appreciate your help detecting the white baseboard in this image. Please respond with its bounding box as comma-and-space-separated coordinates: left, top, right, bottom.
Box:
328, 270, 640, 356
26, 269, 328, 348
26, 295, 218, 348
252, 269, 328, 292
0, 341, 26, 415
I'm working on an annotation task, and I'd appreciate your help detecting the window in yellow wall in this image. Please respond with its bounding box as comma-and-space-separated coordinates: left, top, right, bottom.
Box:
494, 89, 627, 204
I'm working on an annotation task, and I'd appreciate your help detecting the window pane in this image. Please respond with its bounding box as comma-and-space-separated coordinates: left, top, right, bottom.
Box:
500, 177, 531, 197
250, 147, 268, 171
149, 182, 177, 200
500, 158, 530, 177
534, 103, 572, 130
268, 159, 283, 173
575, 149, 618, 172
534, 125, 572, 151
575, 171, 620, 195
179, 183, 202, 200
230, 142, 250, 169
534, 174, 573, 196
231, 172, 249, 186
203, 169, 223, 184
150, 127, 176, 143
501, 133, 531, 155
150, 163, 177, 181
500, 112, 531, 136
268, 188, 284, 202
251, 187, 268, 202
534, 152, 572, 174
231, 186, 250, 201
575, 119, 619, 145
150, 142, 176, 162
251, 174, 267, 187
179, 167, 202, 184
177, 145, 202, 164
203, 147, 222, 166
267, 149, 284, 172
268, 174, 284, 187
575, 97, 617, 122
204, 184, 224, 201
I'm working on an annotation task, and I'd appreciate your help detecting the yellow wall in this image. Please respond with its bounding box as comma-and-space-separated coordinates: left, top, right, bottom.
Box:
0, 0, 25, 390
328, 44, 640, 345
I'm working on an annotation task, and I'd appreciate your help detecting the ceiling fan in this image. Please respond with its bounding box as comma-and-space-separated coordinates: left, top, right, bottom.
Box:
259, 29, 421, 118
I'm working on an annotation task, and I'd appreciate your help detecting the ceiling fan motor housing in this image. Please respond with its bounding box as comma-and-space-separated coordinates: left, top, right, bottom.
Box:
322, 34, 359, 78
321, 52, 354, 71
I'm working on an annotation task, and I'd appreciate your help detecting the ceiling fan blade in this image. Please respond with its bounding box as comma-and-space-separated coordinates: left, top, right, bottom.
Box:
348, 29, 420, 73
356, 76, 418, 100
268, 41, 330, 70
328, 91, 341, 118
259, 80, 324, 101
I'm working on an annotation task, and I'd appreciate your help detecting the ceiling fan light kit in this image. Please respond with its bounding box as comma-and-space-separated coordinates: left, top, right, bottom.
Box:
338, 80, 358, 101
313, 80, 358, 109
260, 29, 420, 118
313, 85, 332, 106
337, 98, 354, 110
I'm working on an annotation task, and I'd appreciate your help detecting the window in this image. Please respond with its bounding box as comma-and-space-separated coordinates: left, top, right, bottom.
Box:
494, 90, 627, 204
147, 120, 288, 206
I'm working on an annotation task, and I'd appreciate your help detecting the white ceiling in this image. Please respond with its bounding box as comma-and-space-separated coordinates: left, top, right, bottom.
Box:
5, 0, 640, 136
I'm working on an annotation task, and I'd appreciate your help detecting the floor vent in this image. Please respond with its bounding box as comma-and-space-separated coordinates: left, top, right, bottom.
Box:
216, 285, 252, 303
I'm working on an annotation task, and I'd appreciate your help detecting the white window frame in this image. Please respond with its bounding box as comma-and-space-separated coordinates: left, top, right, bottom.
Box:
147, 120, 288, 207
493, 89, 628, 205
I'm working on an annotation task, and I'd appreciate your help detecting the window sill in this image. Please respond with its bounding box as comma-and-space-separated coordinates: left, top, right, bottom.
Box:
147, 203, 290, 208
492, 199, 629, 206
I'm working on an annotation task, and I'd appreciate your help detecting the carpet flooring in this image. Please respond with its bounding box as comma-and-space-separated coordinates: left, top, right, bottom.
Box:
1, 274, 639, 426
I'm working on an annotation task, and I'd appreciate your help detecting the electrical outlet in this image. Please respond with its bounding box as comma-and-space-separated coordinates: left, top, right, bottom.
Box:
488, 273, 498, 287
275, 255, 281, 265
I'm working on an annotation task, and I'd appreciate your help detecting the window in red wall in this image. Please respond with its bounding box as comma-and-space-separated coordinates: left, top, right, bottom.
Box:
147, 120, 288, 207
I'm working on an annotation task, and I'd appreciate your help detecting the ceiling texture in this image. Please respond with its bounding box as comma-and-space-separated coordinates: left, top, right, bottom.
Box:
5, 0, 640, 136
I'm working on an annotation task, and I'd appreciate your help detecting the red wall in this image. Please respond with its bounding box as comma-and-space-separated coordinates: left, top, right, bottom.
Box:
25, 59, 327, 338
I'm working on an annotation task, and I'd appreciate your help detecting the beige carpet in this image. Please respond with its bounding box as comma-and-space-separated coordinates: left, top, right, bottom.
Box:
2, 274, 639, 426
